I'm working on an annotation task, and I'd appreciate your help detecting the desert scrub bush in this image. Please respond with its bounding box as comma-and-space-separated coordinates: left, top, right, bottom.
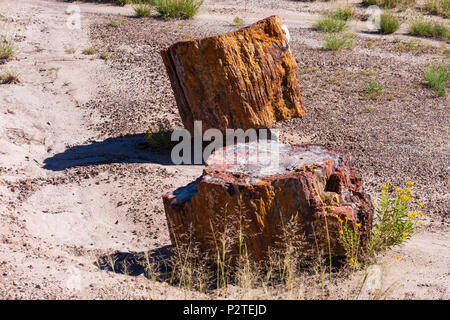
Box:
0, 41, 16, 60
425, 0, 450, 18
150, 0, 204, 20
331, 6, 355, 21
0, 70, 19, 84
145, 119, 177, 149
424, 64, 450, 96
82, 47, 97, 55
379, 13, 399, 34
314, 16, 348, 32
108, 17, 127, 27
323, 33, 354, 50
134, 1, 152, 17
233, 16, 244, 27
339, 181, 426, 266
364, 79, 383, 99
409, 18, 450, 40
362, 0, 416, 9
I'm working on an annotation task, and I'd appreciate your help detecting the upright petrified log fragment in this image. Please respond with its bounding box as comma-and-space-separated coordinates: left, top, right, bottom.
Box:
160, 15, 305, 134
163, 142, 374, 263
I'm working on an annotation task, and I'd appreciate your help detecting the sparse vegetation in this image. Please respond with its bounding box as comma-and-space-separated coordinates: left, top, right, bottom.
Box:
145, 119, 176, 149
362, 0, 416, 9
314, 16, 348, 32
379, 13, 399, 34
82, 47, 97, 55
340, 181, 425, 265
150, 0, 204, 20
233, 16, 244, 27
425, 0, 450, 18
425, 64, 450, 96
109, 17, 127, 27
134, 1, 152, 17
323, 33, 354, 50
0, 69, 20, 84
364, 79, 383, 99
0, 41, 16, 60
409, 18, 450, 40
331, 6, 354, 21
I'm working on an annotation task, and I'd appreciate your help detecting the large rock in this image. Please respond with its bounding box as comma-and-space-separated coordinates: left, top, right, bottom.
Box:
163, 142, 374, 263
160, 15, 305, 134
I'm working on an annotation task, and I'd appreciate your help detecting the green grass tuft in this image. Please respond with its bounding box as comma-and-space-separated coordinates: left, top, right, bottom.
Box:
331, 6, 354, 21
425, 64, 450, 96
425, 0, 449, 18
323, 34, 354, 50
379, 13, 399, 34
0, 41, 16, 60
409, 18, 450, 40
314, 16, 348, 33
150, 0, 203, 20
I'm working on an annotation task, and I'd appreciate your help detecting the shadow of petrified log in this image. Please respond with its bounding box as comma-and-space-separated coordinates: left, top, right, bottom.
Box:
163, 142, 374, 263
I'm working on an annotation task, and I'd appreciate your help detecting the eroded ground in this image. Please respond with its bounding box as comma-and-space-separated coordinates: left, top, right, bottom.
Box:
0, 0, 448, 299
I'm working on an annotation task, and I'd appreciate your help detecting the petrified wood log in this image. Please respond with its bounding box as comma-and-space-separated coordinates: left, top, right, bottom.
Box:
163, 142, 374, 263
161, 15, 305, 134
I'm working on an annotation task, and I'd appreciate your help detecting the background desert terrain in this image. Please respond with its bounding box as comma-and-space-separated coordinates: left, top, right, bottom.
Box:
0, 0, 448, 299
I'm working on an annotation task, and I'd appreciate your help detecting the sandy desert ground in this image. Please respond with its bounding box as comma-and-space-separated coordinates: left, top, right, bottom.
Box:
0, 0, 449, 299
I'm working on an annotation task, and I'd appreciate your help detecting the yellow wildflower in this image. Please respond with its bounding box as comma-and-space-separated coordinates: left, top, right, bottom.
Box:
402, 232, 408, 237
349, 258, 355, 263
401, 195, 408, 201
405, 187, 412, 194
396, 256, 401, 260
356, 223, 361, 228
418, 202, 424, 207
345, 216, 348, 221
419, 211, 425, 217
339, 230, 343, 235
420, 221, 424, 226
408, 214, 414, 219
413, 211, 418, 217
382, 184, 389, 190
408, 196, 414, 201
406, 180, 414, 186
395, 187, 403, 193
338, 218, 343, 223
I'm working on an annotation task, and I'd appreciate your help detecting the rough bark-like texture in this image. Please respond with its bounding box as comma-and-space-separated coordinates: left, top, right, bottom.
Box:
161, 15, 305, 134
163, 142, 374, 262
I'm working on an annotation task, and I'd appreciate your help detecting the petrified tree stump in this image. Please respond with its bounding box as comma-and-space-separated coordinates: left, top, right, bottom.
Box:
163, 142, 374, 262
161, 15, 305, 134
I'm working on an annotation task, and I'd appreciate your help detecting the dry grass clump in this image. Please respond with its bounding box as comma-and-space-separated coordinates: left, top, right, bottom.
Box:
0, 69, 20, 84
425, 0, 450, 18
134, 1, 152, 17
409, 18, 450, 40
0, 41, 16, 60
363, 0, 416, 9
145, 119, 176, 149
323, 33, 354, 50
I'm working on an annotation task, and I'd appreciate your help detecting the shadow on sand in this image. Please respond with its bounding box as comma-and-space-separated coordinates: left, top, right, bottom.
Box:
42, 134, 177, 171
95, 245, 174, 278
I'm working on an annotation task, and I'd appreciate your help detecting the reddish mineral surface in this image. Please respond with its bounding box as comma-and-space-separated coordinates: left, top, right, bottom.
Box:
163, 142, 374, 262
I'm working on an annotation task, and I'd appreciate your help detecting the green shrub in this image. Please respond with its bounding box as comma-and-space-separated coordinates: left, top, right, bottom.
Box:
331, 6, 354, 21
409, 18, 450, 40
314, 16, 348, 32
363, 0, 416, 9
323, 34, 354, 50
134, 1, 152, 17
145, 119, 176, 149
151, 0, 203, 20
82, 47, 97, 55
340, 181, 425, 265
0, 41, 16, 60
425, 64, 450, 96
425, 0, 450, 18
379, 13, 399, 34
233, 16, 244, 27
